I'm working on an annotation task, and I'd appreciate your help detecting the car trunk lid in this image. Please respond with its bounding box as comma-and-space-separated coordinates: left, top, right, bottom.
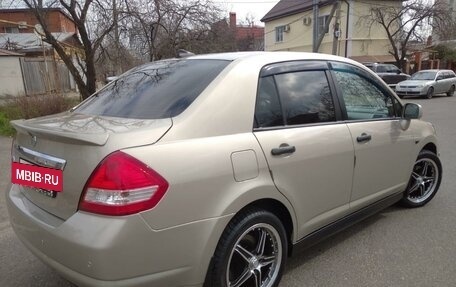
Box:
11, 112, 172, 220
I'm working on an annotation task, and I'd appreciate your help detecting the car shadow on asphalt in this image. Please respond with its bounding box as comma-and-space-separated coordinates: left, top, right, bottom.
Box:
400, 94, 451, 101
284, 204, 401, 273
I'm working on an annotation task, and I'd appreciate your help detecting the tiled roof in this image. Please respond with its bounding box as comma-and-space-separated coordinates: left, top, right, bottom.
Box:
261, 0, 403, 22
261, 0, 334, 22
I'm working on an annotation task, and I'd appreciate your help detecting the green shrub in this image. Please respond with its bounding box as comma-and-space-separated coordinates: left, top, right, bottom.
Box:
0, 112, 15, 136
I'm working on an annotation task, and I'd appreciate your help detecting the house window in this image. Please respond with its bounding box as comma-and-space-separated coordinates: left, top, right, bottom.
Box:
275, 26, 285, 42
4, 27, 19, 33
318, 15, 330, 35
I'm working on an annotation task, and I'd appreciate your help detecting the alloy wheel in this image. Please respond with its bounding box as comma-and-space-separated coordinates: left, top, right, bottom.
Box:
226, 223, 282, 287
406, 158, 439, 204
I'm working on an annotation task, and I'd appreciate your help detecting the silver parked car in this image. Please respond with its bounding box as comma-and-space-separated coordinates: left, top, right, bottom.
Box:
7, 52, 442, 287
395, 69, 456, 99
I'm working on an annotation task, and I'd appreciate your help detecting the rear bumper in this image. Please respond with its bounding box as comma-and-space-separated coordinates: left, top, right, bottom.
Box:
6, 183, 231, 287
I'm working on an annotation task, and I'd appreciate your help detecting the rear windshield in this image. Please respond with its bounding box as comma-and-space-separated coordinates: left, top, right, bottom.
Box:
73, 59, 230, 119
364, 64, 374, 71
376, 64, 399, 73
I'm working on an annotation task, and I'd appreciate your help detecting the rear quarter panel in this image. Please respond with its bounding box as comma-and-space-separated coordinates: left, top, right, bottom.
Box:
123, 133, 296, 231
123, 133, 298, 283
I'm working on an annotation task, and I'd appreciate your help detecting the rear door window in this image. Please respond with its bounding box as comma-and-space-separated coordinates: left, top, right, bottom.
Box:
74, 59, 229, 119
275, 71, 336, 125
255, 76, 284, 128
255, 67, 336, 128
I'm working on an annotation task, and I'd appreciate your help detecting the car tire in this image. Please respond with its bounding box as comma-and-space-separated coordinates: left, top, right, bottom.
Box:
400, 150, 442, 208
447, 85, 455, 97
425, 87, 434, 99
205, 208, 288, 287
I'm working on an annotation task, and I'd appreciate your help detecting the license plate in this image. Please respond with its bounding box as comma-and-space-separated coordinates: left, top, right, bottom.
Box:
34, 188, 57, 198
12, 162, 63, 192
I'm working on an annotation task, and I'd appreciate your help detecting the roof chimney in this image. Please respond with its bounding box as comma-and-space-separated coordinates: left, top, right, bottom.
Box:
229, 12, 236, 29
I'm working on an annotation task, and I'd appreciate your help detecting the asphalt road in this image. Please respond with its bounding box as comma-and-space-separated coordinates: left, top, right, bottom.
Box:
0, 95, 455, 287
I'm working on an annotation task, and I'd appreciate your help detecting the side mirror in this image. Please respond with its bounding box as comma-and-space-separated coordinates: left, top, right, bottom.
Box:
436, 76, 443, 81
403, 103, 422, 120
396, 69, 401, 74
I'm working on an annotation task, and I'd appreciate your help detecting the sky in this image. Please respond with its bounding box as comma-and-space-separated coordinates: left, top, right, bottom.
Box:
213, 0, 280, 26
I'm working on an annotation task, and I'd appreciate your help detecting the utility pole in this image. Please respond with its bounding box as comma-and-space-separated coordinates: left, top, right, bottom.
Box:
332, 1, 341, 55
315, 2, 338, 53
113, 0, 121, 75
312, 0, 319, 52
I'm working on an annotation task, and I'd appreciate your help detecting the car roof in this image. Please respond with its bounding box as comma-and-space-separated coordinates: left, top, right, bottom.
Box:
362, 63, 396, 66
188, 51, 366, 68
188, 52, 266, 61
416, 69, 453, 72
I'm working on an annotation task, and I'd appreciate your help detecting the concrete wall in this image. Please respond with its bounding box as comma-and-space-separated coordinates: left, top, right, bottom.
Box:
264, 0, 401, 58
264, 10, 314, 53
349, 0, 400, 57
0, 56, 25, 97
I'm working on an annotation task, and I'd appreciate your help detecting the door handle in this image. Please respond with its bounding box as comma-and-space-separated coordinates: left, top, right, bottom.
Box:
271, 143, 296, 156
356, 133, 372, 143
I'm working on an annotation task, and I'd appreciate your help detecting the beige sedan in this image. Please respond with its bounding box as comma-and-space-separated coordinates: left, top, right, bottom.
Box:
7, 52, 442, 287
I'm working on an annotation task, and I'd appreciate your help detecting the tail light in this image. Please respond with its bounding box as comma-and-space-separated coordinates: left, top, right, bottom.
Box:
79, 151, 168, 216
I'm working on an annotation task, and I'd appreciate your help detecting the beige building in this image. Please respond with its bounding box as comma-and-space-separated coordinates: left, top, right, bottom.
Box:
261, 0, 402, 63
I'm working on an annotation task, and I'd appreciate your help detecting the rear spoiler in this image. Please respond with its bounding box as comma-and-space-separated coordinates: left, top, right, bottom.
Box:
11, 119, 108, 146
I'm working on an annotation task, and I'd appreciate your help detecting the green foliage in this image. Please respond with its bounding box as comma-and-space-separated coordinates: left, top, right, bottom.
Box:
0, 111, 16, 136
434, 45, 456, 62
0, 95, 81, 137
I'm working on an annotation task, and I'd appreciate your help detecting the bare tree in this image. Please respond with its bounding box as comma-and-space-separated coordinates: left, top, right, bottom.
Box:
96, 37, 140, 80
124, 0, 229, 61
432, 2, 456, 44
362, 0, 445, 69
23, 0, 117, 100
20, 0, 233, 98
